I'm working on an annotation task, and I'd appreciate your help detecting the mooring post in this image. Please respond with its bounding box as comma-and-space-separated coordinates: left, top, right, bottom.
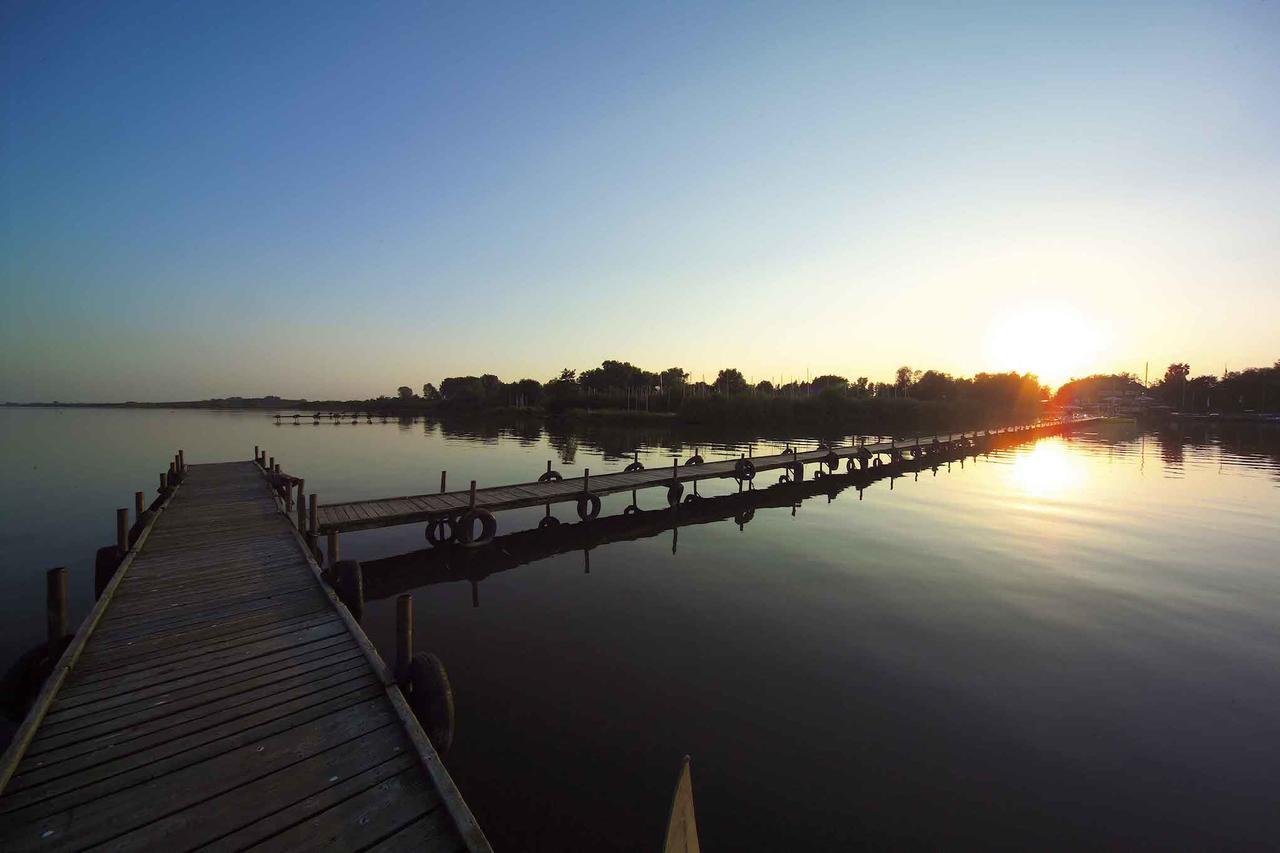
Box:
254, 445, 259, 464
46, 567, 68, 656
326, 531, 340, 566
395, 593, 413, 685
269, 456, 275, 471
440, 470, 447, 494
134, 490, 144, 522
169, 461, 177, 484
583, 468, 590, 493
309, 494, 318, 535
160, 471, 168, 493
469, 481, 477, 510
284, 475, 293, 511
296, 479, 305, 530
115, 507, 129, 554
178, 449, 185, 474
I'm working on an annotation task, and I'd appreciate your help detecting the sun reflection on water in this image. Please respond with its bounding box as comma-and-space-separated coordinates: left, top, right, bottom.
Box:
1005, 440, 1086, 499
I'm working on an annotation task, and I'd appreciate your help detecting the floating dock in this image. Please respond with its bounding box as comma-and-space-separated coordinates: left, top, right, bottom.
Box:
0, 461, 489, 852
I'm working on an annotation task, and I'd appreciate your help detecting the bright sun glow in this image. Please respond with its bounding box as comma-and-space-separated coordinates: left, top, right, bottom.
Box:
983, 304, 1104, 389
1005, 441, 1085, 499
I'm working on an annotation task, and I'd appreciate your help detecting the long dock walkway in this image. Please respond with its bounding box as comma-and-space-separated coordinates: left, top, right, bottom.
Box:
0, 462, 488, 852
315, 418, 1097, 544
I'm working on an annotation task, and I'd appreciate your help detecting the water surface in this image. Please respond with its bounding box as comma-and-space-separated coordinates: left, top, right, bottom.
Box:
1, 409, 1277, 850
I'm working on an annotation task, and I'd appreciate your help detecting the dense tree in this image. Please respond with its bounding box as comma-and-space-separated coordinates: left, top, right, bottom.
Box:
895, 366, 914, 396
421, 383, 439, 401
811, 375, 848, 393
660, 367, 689, 388
755, 380, 775, 394
713, 368, 749, 395
397, 386, 414, 400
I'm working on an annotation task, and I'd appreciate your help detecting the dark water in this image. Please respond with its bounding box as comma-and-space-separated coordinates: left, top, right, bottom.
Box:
2, 410, 1278, 850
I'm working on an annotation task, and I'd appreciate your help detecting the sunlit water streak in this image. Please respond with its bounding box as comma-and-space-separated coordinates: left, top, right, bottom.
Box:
0, 409, 1277, 850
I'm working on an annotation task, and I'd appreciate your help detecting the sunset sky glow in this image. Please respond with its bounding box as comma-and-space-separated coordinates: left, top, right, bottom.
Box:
3, 2, 1277, 401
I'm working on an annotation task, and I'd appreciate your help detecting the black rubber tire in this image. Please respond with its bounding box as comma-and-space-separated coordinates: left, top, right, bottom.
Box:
457, 509, 497, 547
846, 457, 856, 473
332, 559, 364, 621
790, 462, 804, 481
734, 507, 755, 526
824, 451, 840, 471
425, 516, 456, 546
683, 493, 700, 505
623, 504, 641, 516
624, 461, 644, 473
538, 470, 563, 483
667, 483, 684, 506
684, 455, 704, 466
537, 515, 560, 530
734, 458, 756, 482
576, 494, 601, 520
407, 653, 454, 755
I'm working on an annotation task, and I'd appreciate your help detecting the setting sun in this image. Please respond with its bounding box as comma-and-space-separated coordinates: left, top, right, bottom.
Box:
983, 304, 1104, 388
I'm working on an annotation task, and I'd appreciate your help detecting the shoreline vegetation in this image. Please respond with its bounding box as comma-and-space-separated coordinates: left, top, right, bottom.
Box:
6, 360, 1276, 437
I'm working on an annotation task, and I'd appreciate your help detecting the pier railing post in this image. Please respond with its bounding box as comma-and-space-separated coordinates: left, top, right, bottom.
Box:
115, 508, 129, 554
309, 494, 318, 535
440, 471, 447, 494
327, 531, 339, 566
134, 491, 144, 523
583, 468, 590, 494
178, 449, 185, 474
469, 481, 477, 510
296, 479, 306, 530
46, 567, 68, 657
396, 593, 413, 685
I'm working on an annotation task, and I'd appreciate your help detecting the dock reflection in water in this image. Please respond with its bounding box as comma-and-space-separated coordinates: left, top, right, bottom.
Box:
361, 450, 972, 606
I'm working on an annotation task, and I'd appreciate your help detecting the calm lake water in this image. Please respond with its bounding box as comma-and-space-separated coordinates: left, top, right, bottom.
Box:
1, 408, 1278, 850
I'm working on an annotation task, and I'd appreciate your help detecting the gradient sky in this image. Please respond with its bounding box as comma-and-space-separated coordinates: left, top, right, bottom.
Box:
3, 1, 1277, 401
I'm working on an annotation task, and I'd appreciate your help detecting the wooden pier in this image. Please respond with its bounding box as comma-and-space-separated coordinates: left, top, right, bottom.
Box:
314, 418, 1097, 553
0, 461, 489, 852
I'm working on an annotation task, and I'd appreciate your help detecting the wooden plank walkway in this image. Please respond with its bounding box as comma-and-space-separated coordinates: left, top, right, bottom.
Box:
0, 462, 489, 853
317, 418, 1098, 535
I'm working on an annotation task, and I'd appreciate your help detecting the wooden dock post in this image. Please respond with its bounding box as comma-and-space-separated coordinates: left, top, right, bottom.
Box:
295, 479, 305, 530
396, 593, 413, 685
160, 471, 168, 493
269, 456, 275, 471
440, 471, 447, 494
178, 449, 185, 474
469, 481, 477, 510
254, 445, 259, 464
46, 567, 68, 657
583, 468, 590, 493
309, 494, 318, 535
115, 508, 129, 554
326, 531, 339, 566
134, 491, 145, 522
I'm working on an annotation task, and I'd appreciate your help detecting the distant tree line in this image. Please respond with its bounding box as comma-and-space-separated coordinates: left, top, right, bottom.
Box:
1053, 360, 1279, 413
1148, 360, 1280, 412
370, 361, 1050, 430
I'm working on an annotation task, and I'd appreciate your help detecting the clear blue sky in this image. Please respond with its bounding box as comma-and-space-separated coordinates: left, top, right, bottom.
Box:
3, 1, 1277, 401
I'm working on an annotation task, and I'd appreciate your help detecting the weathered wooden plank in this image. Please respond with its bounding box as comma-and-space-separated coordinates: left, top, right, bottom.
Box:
0, 459, 485, 853
115, 744, 419, 853
244, 766, 439, 852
